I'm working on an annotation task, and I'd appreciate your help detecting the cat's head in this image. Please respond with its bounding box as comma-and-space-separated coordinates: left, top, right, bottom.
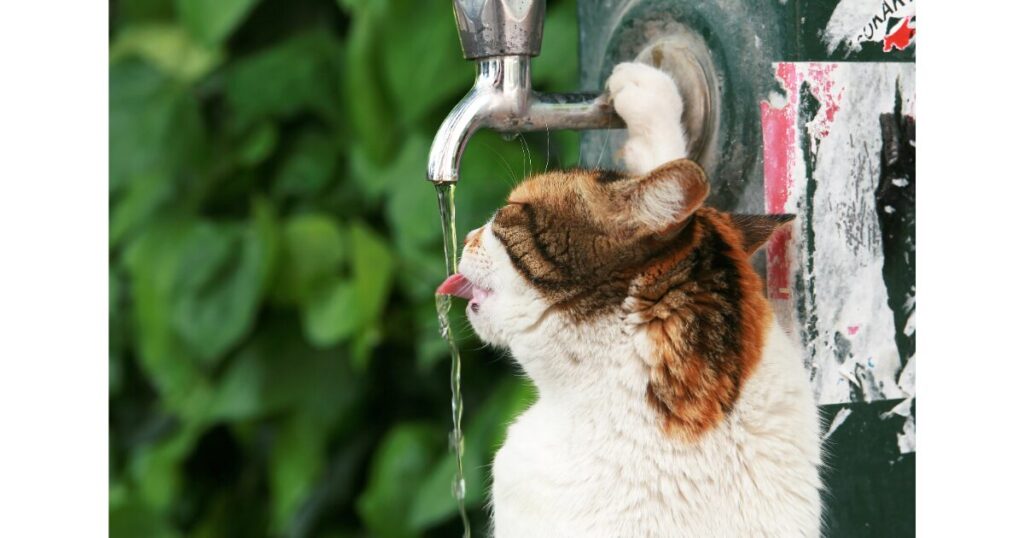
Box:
438, 159, 793, 438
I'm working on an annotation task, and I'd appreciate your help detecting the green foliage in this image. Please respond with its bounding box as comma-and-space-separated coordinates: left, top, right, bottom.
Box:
110, 0, 578, 536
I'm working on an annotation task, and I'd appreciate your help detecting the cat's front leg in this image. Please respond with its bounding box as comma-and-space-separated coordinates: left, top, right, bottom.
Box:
607, 62, 689, 175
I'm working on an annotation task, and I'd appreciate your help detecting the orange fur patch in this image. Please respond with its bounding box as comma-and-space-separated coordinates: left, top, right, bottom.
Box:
635, 211, 772, 441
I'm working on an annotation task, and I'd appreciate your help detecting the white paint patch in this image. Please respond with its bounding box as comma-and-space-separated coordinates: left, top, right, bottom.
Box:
881, 397, 915, 454
896, 413, 915, 454
882, 397, 912, 419
898, 354, 914, 395
823, 0, 915, 55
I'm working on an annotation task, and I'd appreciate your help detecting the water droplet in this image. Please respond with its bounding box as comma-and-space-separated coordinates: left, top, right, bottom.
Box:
452, 476, 466, 499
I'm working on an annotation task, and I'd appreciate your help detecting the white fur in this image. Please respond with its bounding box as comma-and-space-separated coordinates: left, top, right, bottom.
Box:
608, 62, 689, 174
459, 62, 822, 537
631, 179, 685, 230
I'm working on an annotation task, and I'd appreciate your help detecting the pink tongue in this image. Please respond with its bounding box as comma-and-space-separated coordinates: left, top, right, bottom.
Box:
437, 273, 474, 300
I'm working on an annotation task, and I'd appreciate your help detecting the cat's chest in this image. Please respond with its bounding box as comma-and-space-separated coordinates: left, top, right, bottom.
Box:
490, 399, 684, 533
489, 395, 779, 536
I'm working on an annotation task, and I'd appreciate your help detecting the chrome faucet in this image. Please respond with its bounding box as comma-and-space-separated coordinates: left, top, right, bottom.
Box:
427, 0, 624, 184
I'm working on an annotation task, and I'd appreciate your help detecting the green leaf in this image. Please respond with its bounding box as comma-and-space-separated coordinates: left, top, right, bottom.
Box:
395, 242, 445, 304
414, 300, 449, 370
175, 0, 260, 46
335, 0, 385, 15
110, 172, 174, 249
171, 201, 277, 364
110, 497, 176, 538
225, 31, 342, 126
409, 378, 536, 529
349, 133, 430, 205
349, 322, 382, 371
110, 22, 223, 83
273, 130, 339, 199
237, 121, 279, 167
110, 269, 127, 396
124, 220, 206, 404
129, 424, 203, 511
357, 423, 442, 538
208, 319, 357, 424
342, 10, 396, 164
110, 354, 124, 396
302, 278, 359, 347
301, 222, 392, 348
270, 415, 326, 531
382, 136, 439, 252
349, 222, 395, 328
271, 213, 347, 306
116, 0, 176, 23
109, 61, 205, 193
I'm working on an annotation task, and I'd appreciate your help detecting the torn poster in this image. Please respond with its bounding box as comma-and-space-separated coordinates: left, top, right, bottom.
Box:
759, 63, 915, 419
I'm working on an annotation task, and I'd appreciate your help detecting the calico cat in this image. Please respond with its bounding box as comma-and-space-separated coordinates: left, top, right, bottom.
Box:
438, 62, 822, 537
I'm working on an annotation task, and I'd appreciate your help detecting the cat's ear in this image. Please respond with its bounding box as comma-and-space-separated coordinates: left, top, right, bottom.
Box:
729, 213, 796, 255
625, 158, 709, 234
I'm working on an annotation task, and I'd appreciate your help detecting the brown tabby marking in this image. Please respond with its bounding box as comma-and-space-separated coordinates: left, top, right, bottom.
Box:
491, 161, 792, 440
635, 211, 773, 440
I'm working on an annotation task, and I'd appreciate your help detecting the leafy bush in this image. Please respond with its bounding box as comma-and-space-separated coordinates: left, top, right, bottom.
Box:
109, 0, 580, 536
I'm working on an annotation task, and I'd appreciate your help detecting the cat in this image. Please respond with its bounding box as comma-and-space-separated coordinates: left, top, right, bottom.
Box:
437, 62, 822, 537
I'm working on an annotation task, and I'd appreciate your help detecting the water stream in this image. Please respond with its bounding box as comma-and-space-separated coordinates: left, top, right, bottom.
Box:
434, 183, 471, 538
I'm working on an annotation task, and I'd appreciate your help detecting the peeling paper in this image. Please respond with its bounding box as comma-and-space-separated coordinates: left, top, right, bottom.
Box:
898, 354, 915, 396
896, 413, 915, 454
881, 397, 912, 419
882, 398, 915, 454
882, 398, 917, 454
762, 62, 915, 406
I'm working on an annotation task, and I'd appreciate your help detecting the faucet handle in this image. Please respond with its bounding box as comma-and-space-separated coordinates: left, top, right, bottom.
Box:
452, 0, 545, 59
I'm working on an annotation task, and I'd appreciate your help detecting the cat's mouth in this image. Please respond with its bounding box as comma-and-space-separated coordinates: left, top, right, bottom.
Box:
437, 273, 493, 310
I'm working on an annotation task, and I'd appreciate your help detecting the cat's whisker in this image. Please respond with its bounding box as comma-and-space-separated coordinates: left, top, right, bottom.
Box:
518, 132, 534, 178
483, 141, 519, 188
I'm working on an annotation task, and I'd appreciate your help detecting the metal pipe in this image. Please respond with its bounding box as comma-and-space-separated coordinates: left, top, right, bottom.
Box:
427, 55, 623, 184
428, 0, 624, 184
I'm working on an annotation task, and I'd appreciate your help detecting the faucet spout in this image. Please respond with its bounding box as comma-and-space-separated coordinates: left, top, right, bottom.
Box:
427, 55, 623, 185
426, 75, 493, 185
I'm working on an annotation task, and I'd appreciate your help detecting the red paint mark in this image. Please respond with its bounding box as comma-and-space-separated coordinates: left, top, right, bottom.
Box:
883, 17, 916, 52
847, 325, 860, 336
805, 64, 843, 139
760, 64, 797, 214
760, 63, 799, 301
761, 63, 848, 302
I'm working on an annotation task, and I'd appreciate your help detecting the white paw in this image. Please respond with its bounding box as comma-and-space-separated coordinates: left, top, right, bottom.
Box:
607, 62, 684, 134
607, 62, 689, 174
